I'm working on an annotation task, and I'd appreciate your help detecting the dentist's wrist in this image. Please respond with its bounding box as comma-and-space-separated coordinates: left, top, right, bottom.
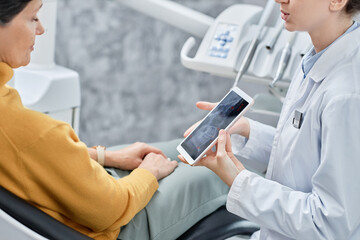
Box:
218, 165, 241, 187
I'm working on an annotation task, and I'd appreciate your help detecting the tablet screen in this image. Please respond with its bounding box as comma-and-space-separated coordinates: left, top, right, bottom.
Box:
181, 90, 249, 160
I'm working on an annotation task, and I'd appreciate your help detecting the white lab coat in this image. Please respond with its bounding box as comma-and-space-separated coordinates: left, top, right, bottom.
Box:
228, 27, 360, 239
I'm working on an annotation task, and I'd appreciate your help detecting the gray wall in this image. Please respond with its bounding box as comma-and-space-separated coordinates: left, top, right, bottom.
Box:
55, 0, 266, 147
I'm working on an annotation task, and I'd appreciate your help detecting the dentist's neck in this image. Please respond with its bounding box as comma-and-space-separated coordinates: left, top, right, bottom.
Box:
309, 15, 353, 53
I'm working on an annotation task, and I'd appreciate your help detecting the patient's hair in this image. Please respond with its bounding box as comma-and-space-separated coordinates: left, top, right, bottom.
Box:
346, 0, 360, 15
0, 0, 32, 26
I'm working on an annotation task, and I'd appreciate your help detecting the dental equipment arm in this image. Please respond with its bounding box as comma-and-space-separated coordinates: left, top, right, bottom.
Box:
114, 0, 214, 38
233, 0, 278, 88
266, 21, 283, 51
268, 31, 296, 88
232, 34, 262, 88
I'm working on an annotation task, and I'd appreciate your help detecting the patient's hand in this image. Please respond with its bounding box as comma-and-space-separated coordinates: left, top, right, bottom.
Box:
139, 153, 178, 180
105, 142, 167, 170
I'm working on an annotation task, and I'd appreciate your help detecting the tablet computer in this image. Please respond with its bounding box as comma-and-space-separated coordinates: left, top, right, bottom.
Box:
177, 87, 254, 165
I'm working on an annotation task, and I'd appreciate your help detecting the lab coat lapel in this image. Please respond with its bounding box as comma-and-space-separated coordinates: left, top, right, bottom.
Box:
276, 26, 360, 134
266, 27, 360, 181
308, 26, 360, 83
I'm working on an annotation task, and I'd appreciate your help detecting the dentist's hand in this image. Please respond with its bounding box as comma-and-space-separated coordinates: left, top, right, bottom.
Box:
179, 130, 245, 187
184, 101, 251, 139
139, 153, 178, 181
104, 142, 167, 170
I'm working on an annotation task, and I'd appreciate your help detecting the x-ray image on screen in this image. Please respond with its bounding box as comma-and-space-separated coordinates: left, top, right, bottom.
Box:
181, 91, 249, 160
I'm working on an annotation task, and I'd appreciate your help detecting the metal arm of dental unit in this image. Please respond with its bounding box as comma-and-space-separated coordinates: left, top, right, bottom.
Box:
265, 21, 284, 51
115, 0, 215, 38
269, 31, 296, 88
266, 32, 296, 103
232, 0, 278, 87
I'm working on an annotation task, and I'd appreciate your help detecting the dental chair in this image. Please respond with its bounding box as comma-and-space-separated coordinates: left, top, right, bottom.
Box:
0, 186, 91, 240
0, 185, 258, 240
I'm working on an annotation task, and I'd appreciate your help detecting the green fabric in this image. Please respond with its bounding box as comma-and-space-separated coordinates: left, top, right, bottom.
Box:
106, 139, 229, 240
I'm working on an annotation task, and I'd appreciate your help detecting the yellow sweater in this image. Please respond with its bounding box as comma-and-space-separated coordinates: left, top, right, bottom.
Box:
0, 62, 159, 239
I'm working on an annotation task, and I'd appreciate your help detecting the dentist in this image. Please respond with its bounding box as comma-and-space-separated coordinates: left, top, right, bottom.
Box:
180, 0, 360, 239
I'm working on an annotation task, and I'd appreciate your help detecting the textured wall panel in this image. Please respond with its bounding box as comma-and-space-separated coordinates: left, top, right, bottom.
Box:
55, 0, 267, 146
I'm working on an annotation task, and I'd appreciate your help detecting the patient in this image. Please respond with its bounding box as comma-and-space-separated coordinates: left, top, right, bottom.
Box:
0, 0, 228, 239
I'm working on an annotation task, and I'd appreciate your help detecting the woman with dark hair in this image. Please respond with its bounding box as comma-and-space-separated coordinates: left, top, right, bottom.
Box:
0, 0, 31, 25
180, 0, 360, 239
0, 0, 177, 238
0, 0, 42, 68
0, 1, 230, 239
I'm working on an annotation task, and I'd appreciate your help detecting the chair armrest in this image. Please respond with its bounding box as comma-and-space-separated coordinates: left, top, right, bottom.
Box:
0, 186, 92, 240
178, 206, 259, 240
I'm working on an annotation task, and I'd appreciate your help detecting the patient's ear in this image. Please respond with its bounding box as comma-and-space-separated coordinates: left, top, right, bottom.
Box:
329, 0, 348, 12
